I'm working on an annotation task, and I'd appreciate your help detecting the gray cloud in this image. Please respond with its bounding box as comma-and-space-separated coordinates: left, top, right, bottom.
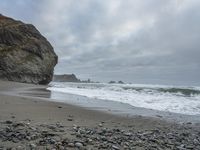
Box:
1, 0, 200, 85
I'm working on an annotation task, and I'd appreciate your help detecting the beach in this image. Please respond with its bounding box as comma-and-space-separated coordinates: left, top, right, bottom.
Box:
0, 80, 200, 149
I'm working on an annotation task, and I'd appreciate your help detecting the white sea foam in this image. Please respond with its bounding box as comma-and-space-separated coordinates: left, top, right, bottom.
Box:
48, 82, 200, 115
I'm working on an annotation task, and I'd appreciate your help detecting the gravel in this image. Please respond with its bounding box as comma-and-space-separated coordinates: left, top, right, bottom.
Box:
0, 120, 200, 149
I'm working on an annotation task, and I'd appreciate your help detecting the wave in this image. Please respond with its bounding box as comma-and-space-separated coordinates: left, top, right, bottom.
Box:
48, 82, 200, 115
122, 86, 200, 97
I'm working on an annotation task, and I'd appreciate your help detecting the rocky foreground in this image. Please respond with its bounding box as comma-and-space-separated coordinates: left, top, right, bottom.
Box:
0, 120, 200, 150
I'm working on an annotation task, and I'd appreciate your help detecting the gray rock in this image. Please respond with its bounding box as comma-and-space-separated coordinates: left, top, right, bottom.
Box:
87, 138, 93, 143
47, 125, 57, 130
75, 142, 83, 148
112, 145, 120, 150
5, 120, 13, 124
29, 143, 37, 149
57, 145, 64, 150
68, 142, 75, 147
98, 123, 103, 127
0, 15, 57, 84
16, 146, 23, 150
68, 118, 73, 121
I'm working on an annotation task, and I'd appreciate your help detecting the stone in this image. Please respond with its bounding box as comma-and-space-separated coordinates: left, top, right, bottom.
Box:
16, 146, 23, 150
98, 123, 103, 127
11, 116, 15, 119
47, 125, 57, 130
75, 142, 83, 148
112, 145, 120, 150
87, 138, 93, 143
29, 143, 37, 148
68, 143, 75, 147
124, 132, 132, 136
68, 118, 73, 121
58, 146, 65, 150
5, 120, 13, 124
13, 122, 25, 127
0, 14, 57, 84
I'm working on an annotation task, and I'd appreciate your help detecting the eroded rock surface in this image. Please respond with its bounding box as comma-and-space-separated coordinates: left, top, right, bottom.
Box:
0, 14, 57, 84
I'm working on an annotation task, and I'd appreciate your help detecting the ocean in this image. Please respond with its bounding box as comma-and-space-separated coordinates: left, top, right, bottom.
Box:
48, 82, 200, 116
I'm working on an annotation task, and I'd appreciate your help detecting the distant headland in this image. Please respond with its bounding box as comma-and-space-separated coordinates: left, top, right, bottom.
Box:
53, 74, 125, 84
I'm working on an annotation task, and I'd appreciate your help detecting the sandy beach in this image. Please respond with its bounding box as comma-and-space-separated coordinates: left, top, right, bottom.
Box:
0, 80, 200, 149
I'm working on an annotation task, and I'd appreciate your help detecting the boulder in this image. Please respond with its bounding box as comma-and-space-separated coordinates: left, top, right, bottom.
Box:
0, 14, 57, 84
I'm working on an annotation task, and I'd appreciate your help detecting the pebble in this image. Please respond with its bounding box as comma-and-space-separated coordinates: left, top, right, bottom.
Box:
112, 145, 120, 150
68, 118, 73, 121
16, 146, 23, 150
0, 120, 199, 149
87, 138, 93, 143
47, 125, 57, 130
75, 142, 83, 148
29, 143, 37, 148
5, 120, 13, 124
98, 123, 103, 127
58, 145, 64, 150
68, 143, 75, 147
124, 132, 132, 136
11, 116, 16, 119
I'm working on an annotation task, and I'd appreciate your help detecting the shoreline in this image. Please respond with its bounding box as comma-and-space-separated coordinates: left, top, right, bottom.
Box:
5, 80, 200, 124
0, 80, 170, 127
0, 80, 200, 149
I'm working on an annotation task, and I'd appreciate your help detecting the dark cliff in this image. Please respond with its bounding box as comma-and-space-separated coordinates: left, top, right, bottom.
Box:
0, 14, 58, 84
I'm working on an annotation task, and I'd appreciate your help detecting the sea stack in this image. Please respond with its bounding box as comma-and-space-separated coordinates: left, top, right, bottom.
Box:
0, 14, 58, 84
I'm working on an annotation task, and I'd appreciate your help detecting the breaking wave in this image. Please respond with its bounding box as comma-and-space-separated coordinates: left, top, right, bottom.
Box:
48, 82, 200, 115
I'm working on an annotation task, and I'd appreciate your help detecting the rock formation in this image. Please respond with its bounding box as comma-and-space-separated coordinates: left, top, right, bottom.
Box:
53, 74, 80, 82
0, 14, 57, 84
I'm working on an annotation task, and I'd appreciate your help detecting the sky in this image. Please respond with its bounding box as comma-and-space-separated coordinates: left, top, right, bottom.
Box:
1, 0, 200, 85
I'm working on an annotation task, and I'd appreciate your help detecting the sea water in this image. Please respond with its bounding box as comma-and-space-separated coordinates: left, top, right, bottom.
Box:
48, 82, 200, 115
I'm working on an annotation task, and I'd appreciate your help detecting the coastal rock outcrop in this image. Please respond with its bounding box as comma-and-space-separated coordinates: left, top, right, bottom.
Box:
53, 74, 80, 82
0, 14, 57, 84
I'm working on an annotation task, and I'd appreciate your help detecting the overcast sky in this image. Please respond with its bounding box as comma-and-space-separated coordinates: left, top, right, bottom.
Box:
1, 0, 200, 85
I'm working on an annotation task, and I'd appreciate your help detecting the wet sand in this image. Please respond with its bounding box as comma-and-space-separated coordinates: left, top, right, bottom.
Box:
0, 80, 200, 149
0, 80, 170, 128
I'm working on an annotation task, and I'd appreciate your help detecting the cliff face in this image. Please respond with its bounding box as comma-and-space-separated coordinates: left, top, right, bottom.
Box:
0, 15, 58, 84
53, 74, 80, 82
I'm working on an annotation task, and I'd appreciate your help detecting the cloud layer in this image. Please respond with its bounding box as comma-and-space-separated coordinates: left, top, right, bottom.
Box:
1, 0, 200, 85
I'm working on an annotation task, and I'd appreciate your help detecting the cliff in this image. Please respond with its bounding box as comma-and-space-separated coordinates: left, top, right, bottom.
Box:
0, 14, 58, 84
